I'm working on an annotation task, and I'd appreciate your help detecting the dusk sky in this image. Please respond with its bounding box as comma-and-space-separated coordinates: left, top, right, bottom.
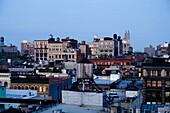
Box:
0, 0, 170, 51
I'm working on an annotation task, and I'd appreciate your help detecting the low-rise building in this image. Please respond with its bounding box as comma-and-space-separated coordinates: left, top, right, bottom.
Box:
0, 69, 11, 88
9, 68, 72, 100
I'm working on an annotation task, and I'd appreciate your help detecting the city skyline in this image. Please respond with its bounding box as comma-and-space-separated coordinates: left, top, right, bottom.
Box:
0, 0, 170, 51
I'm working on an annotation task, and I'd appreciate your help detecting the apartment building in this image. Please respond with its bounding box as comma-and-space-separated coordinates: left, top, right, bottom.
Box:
34, 35, 78, 62
142, 57, 170, 104
34, 40, 48, 61
87, 31, 129, 58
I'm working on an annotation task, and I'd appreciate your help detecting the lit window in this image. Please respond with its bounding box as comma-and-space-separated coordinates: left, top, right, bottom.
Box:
39, 87, 42, 92
43, 86, 47, 93
166, 81, 170, 87
157, 81, 162, 87
165, 92, 170, 97
152, 81, 156, 87
147, 80, 151, 87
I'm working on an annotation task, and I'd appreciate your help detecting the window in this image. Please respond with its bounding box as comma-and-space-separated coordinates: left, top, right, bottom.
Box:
166, 70, 170, 76
165, 92, 170, 97
43, 86, 47, 93
40, 53, 43, 57
147, 80, 151, 87
166, 81, 170, 87
108, 62, 110, 65
59, 55, 61, 59
152, 81, 156, 87
36, 53, 39, 57
157, 81, 162, 87
44, 53, 47, 57
151, 70, 157, 76
165, 102, 170, 105
39, 87, 42, 92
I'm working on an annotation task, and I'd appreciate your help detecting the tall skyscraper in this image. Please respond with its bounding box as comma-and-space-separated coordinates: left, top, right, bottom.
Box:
122, 31, 130, 54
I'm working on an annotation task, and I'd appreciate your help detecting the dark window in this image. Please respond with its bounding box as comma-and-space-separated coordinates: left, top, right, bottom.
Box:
36, 53, 39, 57
44, 53, 47, 57
40, 53, 43, 57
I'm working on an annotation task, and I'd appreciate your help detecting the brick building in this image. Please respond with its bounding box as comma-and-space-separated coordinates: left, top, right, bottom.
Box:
10, 68, 72, 100
142, 57, 170, 104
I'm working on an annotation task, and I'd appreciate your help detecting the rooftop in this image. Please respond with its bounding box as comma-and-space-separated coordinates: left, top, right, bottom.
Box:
41, 104, 106, 113
94, 78, 115, 85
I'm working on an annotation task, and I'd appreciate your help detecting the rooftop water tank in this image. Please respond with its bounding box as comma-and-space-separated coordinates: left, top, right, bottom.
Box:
77, 58, 93, 79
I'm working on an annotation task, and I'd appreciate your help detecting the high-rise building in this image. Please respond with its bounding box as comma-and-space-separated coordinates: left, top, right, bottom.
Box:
144, 45, 155, 57
142, 57, 170, 104
122, 31, 130, 54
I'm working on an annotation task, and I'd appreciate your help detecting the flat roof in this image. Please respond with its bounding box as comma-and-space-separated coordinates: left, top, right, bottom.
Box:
41, 104, 106, 113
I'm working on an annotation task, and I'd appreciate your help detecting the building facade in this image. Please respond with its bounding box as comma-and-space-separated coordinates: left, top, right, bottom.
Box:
0, 45, 18, 60
0, 69, 11, 88
156, 42, 170, 56
144, 45, 155, 57
10, 68, 72, 100
142, 57, 170, 104
87, 36, 123, 58
122, 31, 130, 54
34, 40, 48, 61
21, 40, 34, 57
34, 35, 79, 62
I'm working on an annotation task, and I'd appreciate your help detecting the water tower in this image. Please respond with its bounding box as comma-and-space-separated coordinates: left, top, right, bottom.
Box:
77, 58, 93, 79
75, 58, 93, 91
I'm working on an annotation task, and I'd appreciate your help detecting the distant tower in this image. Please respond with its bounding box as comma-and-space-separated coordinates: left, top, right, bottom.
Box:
122, 31, 130, 54
0, 37, 4, 46
21, 40, 28, 56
